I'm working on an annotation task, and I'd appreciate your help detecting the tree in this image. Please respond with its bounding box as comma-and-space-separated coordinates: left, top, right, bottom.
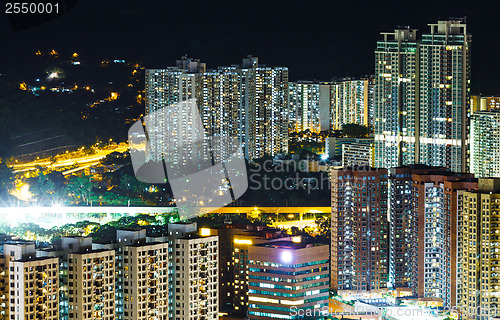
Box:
66, 175, 94, 205
342, 123, 370, 138
315, 215, 331, 238
0, 159, 14, 199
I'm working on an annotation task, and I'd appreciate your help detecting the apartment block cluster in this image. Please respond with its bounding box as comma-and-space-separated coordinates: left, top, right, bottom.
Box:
0, 223, 219, 320
85, 17, 500, 320
329, 165, 500, 319
197, 226, 329, 320
323, 18, 500, 320
145, 58, 374, 162
144, 20, 500, 180
0, 224, 330, 320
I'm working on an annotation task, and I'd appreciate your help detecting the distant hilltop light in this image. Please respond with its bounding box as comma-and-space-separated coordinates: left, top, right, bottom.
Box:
48, 72, 59, 79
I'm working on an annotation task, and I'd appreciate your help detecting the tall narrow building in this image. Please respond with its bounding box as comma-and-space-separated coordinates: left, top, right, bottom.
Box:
3, 243, 59, 320
374, 20, 471, 172
470, 110, 500, 178
330, 166, 389, 292
374, 28, 419, 169
410, 171, 476, 308
144, 57, 206, 164
457, 179, 500, 320
331, 77, 373, 131
418, 20, 471, 172
289, 81, 321, 133
61, 238, 116, 320
289, 81, 330, 133
168, 223, 219, 320
240, 57, 289, 159
115, 230, 169, 320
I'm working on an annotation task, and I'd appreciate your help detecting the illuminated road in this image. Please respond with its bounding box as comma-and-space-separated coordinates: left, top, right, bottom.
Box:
11, 143, 128, 174
270, 219, 317, 230
0, 206, 328, 229
207, 206, 330, 214
0, 206, 177, 228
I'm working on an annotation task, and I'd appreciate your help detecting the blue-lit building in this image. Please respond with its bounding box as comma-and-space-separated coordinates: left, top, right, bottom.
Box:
247, 240, 329, 320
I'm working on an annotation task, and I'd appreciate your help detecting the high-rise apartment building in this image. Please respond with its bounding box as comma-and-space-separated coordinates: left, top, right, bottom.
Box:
331, 78, 373, 130
58, 237, 116, 320
145, 56, 288, 161
114, 230, 169, 320
167, 223, 219, 320
470, 110, 500, 178
457, 179, 500, 320
289, 81, 330, 133
171, 236, 219, 320
388, 165, 442, 289
195, 227, 245, 314
374, 20, 471, 172
247, 240, 329, 320
374, 27, 419, 169
330, 166, 389, 292
144, 57, 207, 164
241, 58, 289, 159
3, 243, 59, 320
411, 171, 477, 308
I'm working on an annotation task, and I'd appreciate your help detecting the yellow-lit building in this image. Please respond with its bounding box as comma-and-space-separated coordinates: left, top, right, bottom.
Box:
470, 95, 500, 114
458, 179, 500, 319
66, 249, 115, 320
120, 242, 169, 320
172, 235, 219, 320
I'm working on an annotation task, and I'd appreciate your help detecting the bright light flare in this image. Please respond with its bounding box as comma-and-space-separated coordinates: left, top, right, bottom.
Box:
281, 251, 292, 263
10, 184, 33, 202
48, 72, 59, 79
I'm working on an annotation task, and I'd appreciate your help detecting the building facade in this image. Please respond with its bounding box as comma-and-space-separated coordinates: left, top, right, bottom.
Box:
374, 28, 419, 169
289, 81, 330, 133
331, 78, 373, 130
411, 171, 477, 308
66, 250, 115, 320
470, 95, 500, 114
145, 56, 288, 161
3, 243, 59, 320
247, 241, 329, 320
330, 166, 389, 292
470, 110, 500, 178
242, 60, 289, 159
170, 235, 219, 320
118, 242, 169, 320
374, 20, 471, 172
342, 142, 374, 167
457, 179, 500, 320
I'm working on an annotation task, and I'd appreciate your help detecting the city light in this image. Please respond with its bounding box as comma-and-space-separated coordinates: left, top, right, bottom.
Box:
234, 239, 252, 245
200, 228, 211, 236
281, 250, 292, 263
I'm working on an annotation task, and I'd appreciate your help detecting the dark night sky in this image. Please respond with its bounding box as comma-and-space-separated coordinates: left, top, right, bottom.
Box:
1, 0, 500, 94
